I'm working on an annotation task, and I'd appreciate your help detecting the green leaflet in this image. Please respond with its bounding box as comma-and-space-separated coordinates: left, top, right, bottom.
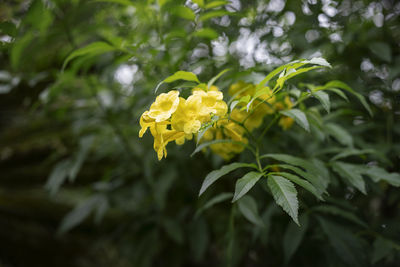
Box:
280, 109, 310, 132
267, 175, 299, 224
331, 161, 366, 194
232, 171, 264, 202
199, 162, 257, 196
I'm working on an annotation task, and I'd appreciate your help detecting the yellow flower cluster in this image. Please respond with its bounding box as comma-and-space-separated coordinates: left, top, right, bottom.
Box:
139, 81, 294, 161
139, 86, 228, 160
201, 81, 294, 160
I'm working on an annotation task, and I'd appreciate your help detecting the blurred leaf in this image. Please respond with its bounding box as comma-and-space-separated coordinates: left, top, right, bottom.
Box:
207, 68, 231, 88
280, 109, 310, 132
10, 32, 34, 70
45, 159, 71, 196
232, 171, 263, 202
163, 219, 184, 244
368, 42, 391, 62
371, 237, 397, 264
195, 192, 233, 218
192, 0, 204, 7
163, 71, 200, 83
205, 1, 229, 9
189, 218, 209, 262
331, 161, 366, 194
318, 217, 367, 267
324, 81, 372, 116
283, 214, 309, 264
313, 91, 330, 113
238, 195, 264, 227
267, 175, 299, 224
312, 205, 367, 228
193, 28, 219, 39
330, 148, 375, 161
62, 41, 116, 70
325, 123, 353, 147
199, 162, 257, 196
94, 0, 135, 5
171, 6, 196, 20
362, 166, 400, 187
199, 10, 232, 21
191, 139, 246, 157
59, 194, 108, 234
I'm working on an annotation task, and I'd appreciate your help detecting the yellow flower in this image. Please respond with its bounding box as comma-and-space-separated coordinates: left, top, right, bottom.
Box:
147, 90, 180, 122
150, 124, 184, 160
171, 95, 203, 134
279, 116, 294, 130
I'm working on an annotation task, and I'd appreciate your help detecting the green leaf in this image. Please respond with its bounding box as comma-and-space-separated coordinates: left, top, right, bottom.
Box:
205, 0, 229, 9
330, 148, 375, 161
59, 194, 108, 234
199, 10, 232, 21
267, 175, 299, 224
192, 0, 204, 7
280, 109, 310, 132
324, 80, 372, 116
331, 161, 366, 194
171, 6, 196, 20
327, 88, 349, 102
318, 217, 367, 267
94, 0, 135, 5
272, 164, 327, 195
207, 68, 231, 88
362, 166, 400, 187
372, 237, 397, 264
11, 32, 34, 70
199, 162, 257, 196
232, 172, 264, 202
62, 42, 116, 70
238, 195, 264, 227
325, 123, 353, 147
45, 159, 71, 195
313, 91, 330, 113
193, 28, 219, 39
163, 70, 200, 83
368, 41, 391, 62
272, 172, 322, 200
195, 192, 233, 218
312, 205, 368, 228
262, 154, 329, 194
283, 214, 309, 264
163, 219, 184, 244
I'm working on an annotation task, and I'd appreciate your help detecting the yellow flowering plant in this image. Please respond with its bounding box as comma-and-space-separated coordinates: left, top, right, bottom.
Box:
139, 58, 395, 224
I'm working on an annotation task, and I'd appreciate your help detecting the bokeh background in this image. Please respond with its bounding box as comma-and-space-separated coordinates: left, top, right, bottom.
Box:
0, 0, 399, 266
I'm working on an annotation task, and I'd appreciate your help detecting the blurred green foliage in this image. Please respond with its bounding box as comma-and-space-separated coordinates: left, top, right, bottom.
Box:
0, 0, 399, 266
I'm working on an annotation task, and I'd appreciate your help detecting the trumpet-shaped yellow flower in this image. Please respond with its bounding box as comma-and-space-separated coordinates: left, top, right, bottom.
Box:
147, 90, 180, 122
150, 124, 185, 160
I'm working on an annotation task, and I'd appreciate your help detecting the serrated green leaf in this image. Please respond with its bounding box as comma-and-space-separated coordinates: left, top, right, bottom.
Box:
325, 123, 353, 147
62, 42, 116, 70
238, 195, 264, 227
232, 172, 263, 202
313, 90, 330, 113
283, 214, 309, 264
267, 175, 299, 224
331, 161, 366, 194
199, 162, 257, 196
262, 154, 329, 194
272, 172, 322, 200
280, 109, 310, 132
